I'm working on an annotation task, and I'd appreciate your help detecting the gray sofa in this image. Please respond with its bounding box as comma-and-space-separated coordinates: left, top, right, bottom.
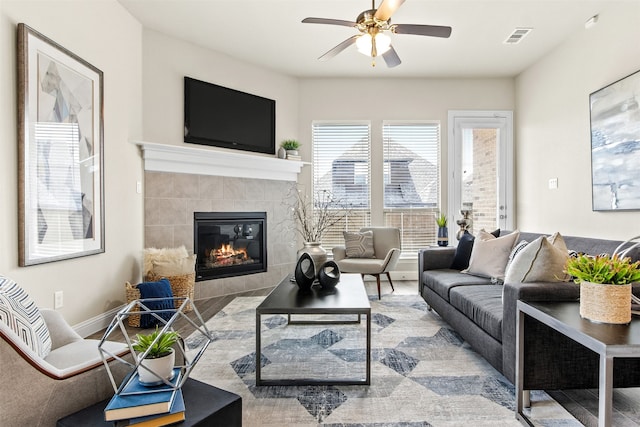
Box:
418, 231, 640, 391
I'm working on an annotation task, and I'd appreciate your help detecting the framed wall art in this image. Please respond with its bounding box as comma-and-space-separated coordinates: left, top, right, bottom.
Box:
590, 69, 640, 211
17, 23, 104, 266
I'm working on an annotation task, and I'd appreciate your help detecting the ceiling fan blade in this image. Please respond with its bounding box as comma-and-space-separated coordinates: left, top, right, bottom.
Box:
374, 0, 406, 21
393, 24, 452, 38
302, 17, 357, 27
318, 35, 360, 61
382, 45, 401, 68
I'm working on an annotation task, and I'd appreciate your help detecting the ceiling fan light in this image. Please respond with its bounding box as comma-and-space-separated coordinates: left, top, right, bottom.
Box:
356, 32, 392, 56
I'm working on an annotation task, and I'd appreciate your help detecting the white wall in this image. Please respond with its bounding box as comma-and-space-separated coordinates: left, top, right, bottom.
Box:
515, 2, 640, 239
141, 29, 299, 149
0, 0, 143, 326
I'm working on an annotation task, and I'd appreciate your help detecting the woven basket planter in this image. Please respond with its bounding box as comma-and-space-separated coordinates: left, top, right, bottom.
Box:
580, 281, 631, 324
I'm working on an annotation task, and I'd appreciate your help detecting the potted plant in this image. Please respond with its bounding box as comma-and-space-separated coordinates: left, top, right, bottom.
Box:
565, 254, 640, 324
132, 327, 180, 385
280, 139, 300, 158
435, 212, 448, 247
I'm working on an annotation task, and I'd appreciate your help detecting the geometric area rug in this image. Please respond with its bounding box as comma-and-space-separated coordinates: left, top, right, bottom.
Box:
186, 294, 579, 426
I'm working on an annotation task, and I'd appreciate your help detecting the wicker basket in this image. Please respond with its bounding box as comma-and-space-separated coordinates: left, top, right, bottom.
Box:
125, 273, 195, 328
580, 281, 631, 324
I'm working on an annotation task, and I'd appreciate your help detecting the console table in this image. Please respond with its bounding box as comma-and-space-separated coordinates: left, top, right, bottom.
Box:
516, 300, 640, 427
57, 378, 242, 427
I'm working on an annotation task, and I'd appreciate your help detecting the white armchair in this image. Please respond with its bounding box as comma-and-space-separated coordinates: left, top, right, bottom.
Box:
332, 227, 402, 299
0, 277, 129, 427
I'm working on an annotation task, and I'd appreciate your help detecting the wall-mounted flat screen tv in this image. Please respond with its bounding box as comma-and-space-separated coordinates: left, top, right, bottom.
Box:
184, 77, 275, 155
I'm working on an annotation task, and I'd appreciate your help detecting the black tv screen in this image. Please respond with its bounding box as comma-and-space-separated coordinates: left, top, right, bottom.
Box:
184, 77, 275, 155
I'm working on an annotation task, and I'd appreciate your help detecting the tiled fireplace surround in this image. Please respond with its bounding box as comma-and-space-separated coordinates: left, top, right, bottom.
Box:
140, 142, 303, 301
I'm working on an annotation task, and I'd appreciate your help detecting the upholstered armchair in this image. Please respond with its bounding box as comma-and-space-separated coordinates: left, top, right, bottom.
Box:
0, 276, 129, 427
332, 227, 402, 299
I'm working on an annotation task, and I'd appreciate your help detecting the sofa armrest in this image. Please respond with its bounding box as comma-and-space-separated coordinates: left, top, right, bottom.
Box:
418, 247, 456, 273
332, 246, 347, 262
41, 308, 83, 350
501, 280, 579, 384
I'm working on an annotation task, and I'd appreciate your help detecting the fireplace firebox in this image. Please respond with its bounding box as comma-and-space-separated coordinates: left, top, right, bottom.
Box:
194, 212, 267, 281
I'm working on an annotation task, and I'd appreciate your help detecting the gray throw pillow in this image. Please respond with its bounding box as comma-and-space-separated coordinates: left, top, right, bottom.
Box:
344, 230, 375, 258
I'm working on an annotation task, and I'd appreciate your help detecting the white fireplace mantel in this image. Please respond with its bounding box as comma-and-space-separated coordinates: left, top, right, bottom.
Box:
134, 141, 307, 181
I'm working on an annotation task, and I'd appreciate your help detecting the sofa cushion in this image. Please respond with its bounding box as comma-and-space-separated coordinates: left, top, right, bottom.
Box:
464, 230, 520, 280
0, 276, 52, 358
422, 270, 492, 302
449, 285, 504, 342
505, 232, 571, 283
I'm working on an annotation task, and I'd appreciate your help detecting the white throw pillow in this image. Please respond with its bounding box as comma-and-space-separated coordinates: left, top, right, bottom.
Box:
504, 232, 570, 283
152, 253, 197, 276
463, 230, 520, 280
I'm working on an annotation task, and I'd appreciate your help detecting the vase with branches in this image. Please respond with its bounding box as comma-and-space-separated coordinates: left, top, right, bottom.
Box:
289, 187, 352, 272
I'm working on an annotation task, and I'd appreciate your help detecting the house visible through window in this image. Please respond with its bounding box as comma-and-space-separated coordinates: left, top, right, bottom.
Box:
383, 121, 440, 254
312, 121, 441, 254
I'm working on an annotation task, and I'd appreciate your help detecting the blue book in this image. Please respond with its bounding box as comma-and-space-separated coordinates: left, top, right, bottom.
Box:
114, 389, 185, 427
104, 369, 181, 421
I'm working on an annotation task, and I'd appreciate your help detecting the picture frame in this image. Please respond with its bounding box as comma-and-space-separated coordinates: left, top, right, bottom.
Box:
17, 23, 104, 266
590, 69, 640, 211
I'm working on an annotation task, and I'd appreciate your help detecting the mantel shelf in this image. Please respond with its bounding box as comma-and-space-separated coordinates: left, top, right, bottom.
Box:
134, 141, 308, 181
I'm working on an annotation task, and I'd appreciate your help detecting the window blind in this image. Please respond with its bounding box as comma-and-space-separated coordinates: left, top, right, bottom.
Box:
312, 122, 371, 250
383, 122, 441, 252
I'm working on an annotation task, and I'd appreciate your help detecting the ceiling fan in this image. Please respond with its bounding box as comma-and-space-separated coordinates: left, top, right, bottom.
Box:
302, 0, 452, 68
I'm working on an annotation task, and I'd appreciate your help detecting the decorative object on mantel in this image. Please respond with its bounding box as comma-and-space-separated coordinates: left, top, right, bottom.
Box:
17, 23, 105, 266
590, 68, 640, 211
277, 146, 287, 159
289, 186, 352, 274
456, 203, 473, 240
294, 252, 316, 291
565, 236, 640, 324
317, 260, 341, 289
280, 139, 301, 160
436, 212, 448, 247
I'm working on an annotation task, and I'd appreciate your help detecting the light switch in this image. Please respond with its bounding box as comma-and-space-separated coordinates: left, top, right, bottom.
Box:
548, 178, 558, 189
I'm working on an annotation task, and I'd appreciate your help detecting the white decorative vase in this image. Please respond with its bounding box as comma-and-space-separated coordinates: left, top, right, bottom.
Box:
580, 282, 631, 324
297, 242, 327, 276
138, 349, 175, 385
277, 147, 287, 159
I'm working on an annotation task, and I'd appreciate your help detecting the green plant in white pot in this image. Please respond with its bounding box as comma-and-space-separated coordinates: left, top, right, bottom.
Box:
565, 254, 640, 324
280, 139, 300, 157
132, 327, 179, 385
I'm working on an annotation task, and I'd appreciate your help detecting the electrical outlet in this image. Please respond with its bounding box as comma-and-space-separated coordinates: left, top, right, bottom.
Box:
54, 291, 63, 309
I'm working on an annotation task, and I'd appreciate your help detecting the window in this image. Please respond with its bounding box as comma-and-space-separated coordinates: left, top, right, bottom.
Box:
383, 122, 440, 253
312, 122, 371, 250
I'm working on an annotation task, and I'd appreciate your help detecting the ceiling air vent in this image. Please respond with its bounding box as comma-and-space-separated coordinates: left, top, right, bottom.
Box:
504, 28, 532, 44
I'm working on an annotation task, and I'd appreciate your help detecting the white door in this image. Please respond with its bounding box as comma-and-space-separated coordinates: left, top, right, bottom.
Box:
447, 111, 514, 239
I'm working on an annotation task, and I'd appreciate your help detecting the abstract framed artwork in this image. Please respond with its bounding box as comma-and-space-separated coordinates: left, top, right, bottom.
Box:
590, 69, 640, 211
17, 23, 104, 266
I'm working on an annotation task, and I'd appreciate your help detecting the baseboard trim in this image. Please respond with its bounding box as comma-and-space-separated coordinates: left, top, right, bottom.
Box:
73, 305, 125, 338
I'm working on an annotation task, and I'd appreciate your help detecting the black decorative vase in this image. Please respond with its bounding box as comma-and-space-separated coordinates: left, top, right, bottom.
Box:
294, 252, 316, 291
317, 261, 340, 290
437, 226, 449, 247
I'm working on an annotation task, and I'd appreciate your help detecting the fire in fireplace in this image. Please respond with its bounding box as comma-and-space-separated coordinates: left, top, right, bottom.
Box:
194, 212, 267, 281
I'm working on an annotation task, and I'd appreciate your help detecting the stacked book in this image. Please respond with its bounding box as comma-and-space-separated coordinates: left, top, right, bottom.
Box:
286, 154, 302, 161
105, 369, 185, 427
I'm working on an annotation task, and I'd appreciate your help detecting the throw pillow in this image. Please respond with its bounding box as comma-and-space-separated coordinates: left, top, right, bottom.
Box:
504, 232, 571, 283
143, 246, 189, 278
463, 230, 520, 280
0, 276, 52, 358
450, 231, 475, 270
344, 231, 375, 258
152, 254, 197, 277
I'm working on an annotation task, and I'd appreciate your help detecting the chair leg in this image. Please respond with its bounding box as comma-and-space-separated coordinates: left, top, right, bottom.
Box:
375, 274, 381, 300
385, 272, 395, 292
